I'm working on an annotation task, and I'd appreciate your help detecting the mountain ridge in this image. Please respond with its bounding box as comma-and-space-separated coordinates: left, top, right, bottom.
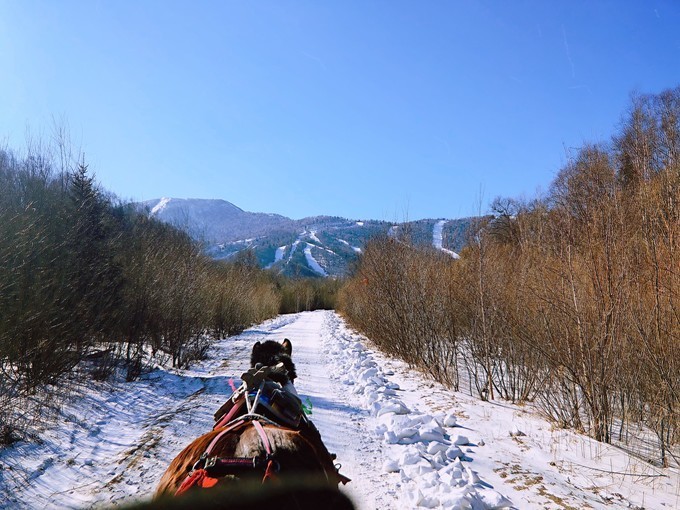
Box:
139, 198, 473, 277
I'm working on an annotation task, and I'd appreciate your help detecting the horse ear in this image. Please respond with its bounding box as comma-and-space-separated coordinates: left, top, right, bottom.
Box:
252, 341, 262, 355
282, 338, 292, 355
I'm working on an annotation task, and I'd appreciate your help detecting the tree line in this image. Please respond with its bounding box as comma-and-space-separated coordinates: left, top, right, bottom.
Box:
339, 86, 680, 467
0, 139, 340, 443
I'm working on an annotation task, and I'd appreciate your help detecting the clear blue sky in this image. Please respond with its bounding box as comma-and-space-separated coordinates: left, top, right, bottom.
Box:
1, 1, 679, 220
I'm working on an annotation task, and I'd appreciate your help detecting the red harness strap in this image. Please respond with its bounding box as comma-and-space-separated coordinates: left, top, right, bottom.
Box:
175, 467, 215, 495
174, 418, 278, 497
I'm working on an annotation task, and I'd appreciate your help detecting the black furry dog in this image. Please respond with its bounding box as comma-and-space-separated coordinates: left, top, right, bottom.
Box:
250, 339, 297, 385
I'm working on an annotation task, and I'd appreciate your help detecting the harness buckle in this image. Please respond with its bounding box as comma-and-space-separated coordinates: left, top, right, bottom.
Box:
204, 456, 217, 469
191, 452, 208, 472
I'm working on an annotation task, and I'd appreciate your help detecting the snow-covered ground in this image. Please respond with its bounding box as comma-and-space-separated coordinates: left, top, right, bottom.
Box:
1, 311, 679, 509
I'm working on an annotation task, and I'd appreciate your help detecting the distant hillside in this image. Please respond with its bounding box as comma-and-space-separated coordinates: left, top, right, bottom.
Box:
139, 198, 474, 277
139, 198, 296, 242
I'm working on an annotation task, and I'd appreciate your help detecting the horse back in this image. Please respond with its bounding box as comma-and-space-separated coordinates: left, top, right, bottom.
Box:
155, 423, 328, 498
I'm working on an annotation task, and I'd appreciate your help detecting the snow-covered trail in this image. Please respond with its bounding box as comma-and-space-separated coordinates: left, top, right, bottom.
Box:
265, 311, 391, 508
2, 311, 679, 509
0, 312, 392, 509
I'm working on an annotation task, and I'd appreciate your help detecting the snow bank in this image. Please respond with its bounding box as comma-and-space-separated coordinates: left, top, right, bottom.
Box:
323, 322, 512, 509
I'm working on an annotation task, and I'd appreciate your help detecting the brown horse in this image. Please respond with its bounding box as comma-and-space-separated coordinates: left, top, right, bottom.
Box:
155, 339, 347, 505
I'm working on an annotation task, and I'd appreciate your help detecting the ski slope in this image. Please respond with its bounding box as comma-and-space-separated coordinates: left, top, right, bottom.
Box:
433, 220, 460, 259
1, 311, 678, 509
304, 244, 328, 276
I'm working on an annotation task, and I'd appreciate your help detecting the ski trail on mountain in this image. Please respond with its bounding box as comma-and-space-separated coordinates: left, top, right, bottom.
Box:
303, 244, 328, 276
432, 220, 460, 259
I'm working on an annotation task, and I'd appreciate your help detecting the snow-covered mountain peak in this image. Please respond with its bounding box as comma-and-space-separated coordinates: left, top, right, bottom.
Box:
136, 198, 473, 277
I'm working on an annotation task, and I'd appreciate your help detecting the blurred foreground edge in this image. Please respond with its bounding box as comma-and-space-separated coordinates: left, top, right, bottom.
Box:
119, 480, 355, 510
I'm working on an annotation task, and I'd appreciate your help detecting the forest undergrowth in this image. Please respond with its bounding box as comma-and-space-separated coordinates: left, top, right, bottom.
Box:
340, 86, 680, 468
0, 136, 336, 445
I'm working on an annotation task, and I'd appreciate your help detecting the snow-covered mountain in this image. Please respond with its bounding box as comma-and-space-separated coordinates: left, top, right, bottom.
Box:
140, 198, 297, 243
139, 198, 474, 277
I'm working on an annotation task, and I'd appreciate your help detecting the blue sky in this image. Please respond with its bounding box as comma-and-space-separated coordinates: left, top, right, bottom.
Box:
1, 1, 679, 220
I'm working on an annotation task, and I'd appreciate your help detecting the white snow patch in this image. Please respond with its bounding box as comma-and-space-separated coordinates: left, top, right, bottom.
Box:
149, 197, 171, 216
339, 239, 362, 253
433, 220, 460, 259
265, 245, 287, 269
304, 243, 327, 276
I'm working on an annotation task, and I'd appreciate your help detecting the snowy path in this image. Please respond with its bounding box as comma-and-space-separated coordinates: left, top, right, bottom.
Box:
1, 311, 679, 509
261, 311, 394, 507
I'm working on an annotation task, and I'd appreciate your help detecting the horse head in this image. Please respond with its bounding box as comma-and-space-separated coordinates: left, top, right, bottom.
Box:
250, 339, 297, 385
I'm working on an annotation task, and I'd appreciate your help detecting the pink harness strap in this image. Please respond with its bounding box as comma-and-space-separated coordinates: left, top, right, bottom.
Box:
252, 420, 272, 454
214, 399, 246, 430
252, 420, 278, 482
175, 418, 279, 496
206, 418, 245, 454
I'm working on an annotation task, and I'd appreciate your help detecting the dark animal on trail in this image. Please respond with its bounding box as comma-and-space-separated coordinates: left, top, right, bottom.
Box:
155, 339, 349, 508
250, 339, 297, 385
